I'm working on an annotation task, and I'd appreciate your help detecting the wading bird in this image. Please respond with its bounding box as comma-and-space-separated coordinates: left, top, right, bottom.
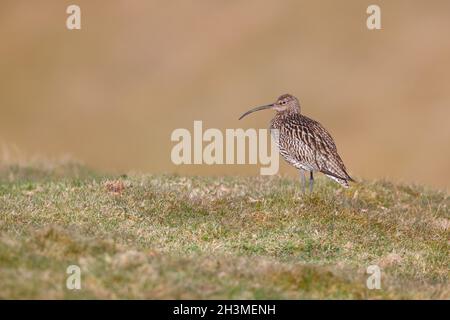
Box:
239, 94, 354, 192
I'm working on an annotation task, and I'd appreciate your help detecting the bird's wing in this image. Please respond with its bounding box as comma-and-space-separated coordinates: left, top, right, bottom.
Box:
279, 115, 352, 181
306, 118, 353, 181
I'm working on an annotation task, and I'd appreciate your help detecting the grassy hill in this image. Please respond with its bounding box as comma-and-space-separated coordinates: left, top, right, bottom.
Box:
0, 163, 448, 299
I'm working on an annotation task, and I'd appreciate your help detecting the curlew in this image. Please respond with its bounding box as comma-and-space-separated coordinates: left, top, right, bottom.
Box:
239, 94, 354, 192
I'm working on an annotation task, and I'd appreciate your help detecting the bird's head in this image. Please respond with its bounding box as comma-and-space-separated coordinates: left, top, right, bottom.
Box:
239, 94, 300, 120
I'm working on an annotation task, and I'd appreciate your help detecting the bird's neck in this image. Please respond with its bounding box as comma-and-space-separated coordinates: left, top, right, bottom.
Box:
277, 107, 300, 118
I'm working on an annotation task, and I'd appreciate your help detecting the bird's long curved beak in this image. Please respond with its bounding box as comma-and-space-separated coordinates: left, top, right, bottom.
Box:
239, 104, 274, 120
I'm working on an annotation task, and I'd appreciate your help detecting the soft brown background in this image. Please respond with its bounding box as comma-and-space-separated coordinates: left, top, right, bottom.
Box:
1, 0, 449, 189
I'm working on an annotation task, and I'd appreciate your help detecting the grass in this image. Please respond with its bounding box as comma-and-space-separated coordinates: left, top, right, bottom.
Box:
0, 162, 448, 299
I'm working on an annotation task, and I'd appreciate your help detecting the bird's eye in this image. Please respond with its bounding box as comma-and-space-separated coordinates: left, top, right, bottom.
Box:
281, 101, 286, 105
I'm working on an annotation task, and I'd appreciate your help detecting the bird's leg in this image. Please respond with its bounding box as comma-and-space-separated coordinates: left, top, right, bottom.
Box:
299, 169, 306, 194
309, 171, 314, 193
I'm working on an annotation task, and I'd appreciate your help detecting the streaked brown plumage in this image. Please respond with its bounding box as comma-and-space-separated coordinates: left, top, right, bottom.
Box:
239, 94, 353, 191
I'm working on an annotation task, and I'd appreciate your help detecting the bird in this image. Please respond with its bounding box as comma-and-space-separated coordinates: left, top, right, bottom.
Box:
239, 94, 354, 192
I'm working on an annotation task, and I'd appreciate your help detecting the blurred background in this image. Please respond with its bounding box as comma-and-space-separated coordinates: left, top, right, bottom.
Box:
1, 0, 449, 189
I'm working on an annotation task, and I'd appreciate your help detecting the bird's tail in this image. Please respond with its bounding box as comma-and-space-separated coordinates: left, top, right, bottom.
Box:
345, 172, 356, 183
321, 169, 355, 188
325, 174, 350, 188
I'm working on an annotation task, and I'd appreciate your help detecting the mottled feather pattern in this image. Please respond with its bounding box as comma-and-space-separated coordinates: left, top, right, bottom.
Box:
270, 110, 353, 187
240, 93, 353, 189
